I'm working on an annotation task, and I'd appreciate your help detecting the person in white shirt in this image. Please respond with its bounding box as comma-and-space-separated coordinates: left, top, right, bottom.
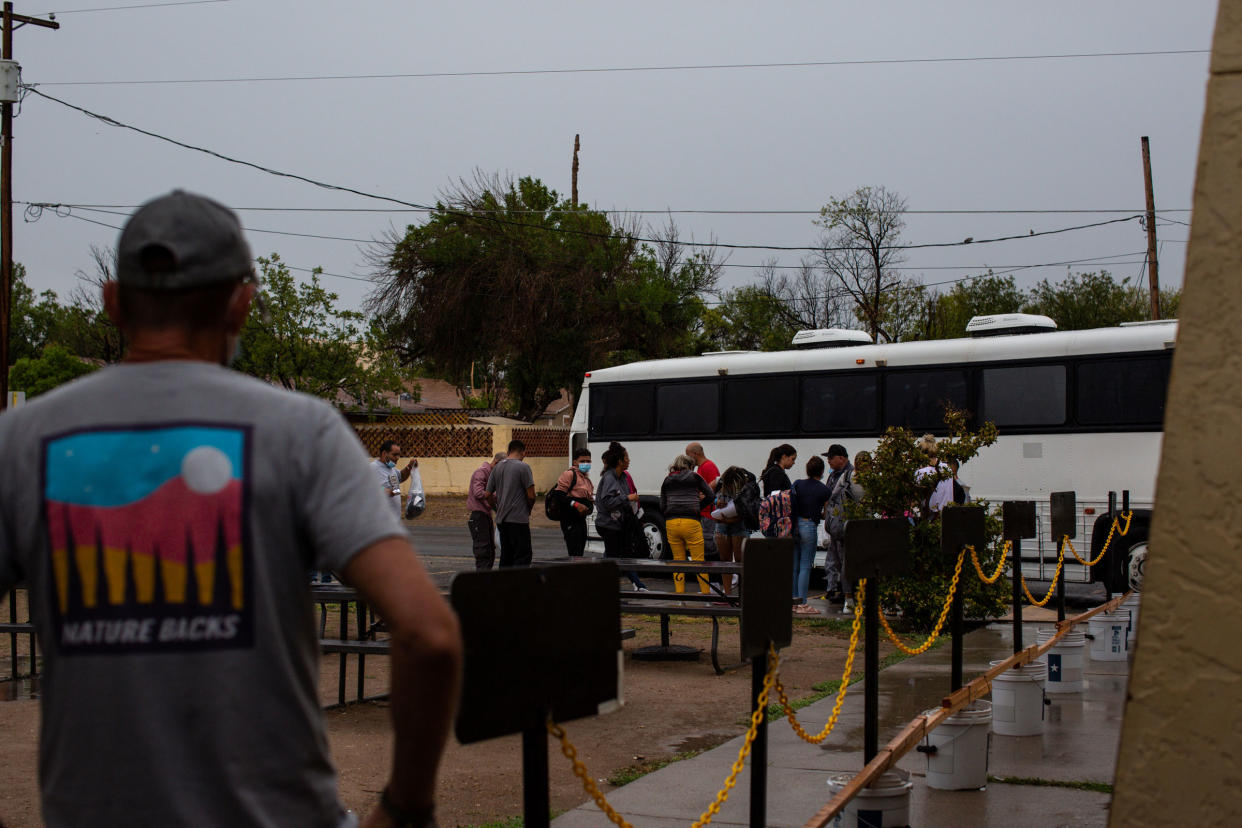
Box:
373, 440, 418, 518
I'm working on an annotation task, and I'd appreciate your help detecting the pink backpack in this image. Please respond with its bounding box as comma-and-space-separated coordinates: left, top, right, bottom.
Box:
758, 488, 794, 538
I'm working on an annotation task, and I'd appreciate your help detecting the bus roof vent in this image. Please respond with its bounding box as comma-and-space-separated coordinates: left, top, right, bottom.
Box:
965, 313, 1057, 337
791, 328, 874, 349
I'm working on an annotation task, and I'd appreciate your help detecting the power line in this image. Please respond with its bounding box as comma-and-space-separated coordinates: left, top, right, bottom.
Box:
34, 48, 1211, 86
38, 0, 230, 15
17, 200, 1196, 216
18, 89, 1154, 253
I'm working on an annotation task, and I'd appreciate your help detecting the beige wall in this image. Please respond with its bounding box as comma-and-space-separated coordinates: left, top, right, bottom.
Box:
1110, 2, 1242, 823
391, 425, 568, 495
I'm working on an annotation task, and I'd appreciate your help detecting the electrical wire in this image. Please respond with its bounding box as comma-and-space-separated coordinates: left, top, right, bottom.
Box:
39, 0, 230, 15
34, 48, 1211, 87
18, 91, 1152, 253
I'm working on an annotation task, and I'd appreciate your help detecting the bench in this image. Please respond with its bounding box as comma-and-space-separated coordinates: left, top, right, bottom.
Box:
611, 559, 746, 675
3, 589, 39, 684
311, 584, 391, 707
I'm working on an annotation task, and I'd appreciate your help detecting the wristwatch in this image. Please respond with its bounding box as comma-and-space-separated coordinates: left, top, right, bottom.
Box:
380, 789, 437, 828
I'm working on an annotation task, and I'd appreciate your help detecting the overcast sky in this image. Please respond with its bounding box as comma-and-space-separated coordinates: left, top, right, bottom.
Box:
6, 1, 1219, 319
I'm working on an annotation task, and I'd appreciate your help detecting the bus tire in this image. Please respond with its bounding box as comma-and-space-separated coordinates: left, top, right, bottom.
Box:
638, 511, 669, 560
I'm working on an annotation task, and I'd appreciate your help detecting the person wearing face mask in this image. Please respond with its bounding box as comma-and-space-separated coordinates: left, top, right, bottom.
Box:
0, 190, 462, 828
553, 448, 595, 557
373, 440, 418, 519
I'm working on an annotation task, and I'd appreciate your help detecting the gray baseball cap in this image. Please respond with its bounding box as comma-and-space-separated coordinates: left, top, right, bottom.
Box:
116, 190, 253, 289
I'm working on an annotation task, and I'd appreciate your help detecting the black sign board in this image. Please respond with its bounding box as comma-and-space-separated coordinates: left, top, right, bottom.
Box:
451, 561, 620, 744
1002, 501, 1038, 540
1050, 491, 1077, 540
842, 519, 911, 583
740, 538, 794, 660
941, 506, 986, 554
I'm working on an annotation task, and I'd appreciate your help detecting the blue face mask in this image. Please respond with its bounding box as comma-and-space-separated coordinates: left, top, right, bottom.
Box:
385, 460, 396, 469
578, 462, 591, 473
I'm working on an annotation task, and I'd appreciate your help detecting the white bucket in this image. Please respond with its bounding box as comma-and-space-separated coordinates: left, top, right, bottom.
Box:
826, 769, 912, 827
1036, 626, 1085, 694
1088, 610, 1130, 661
990, 659, 1047, 736
1123, 593, 1141, 646
922, 700, 991, 790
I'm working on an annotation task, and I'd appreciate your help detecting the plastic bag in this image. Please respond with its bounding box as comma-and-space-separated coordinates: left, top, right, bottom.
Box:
404, 467, 427, 519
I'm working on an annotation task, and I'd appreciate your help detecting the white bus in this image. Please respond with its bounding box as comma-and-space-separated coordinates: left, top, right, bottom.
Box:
569, 314, 1175, 590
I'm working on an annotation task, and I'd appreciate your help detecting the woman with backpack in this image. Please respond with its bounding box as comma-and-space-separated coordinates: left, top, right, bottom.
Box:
552, 448, 594, 557
761, 443, 797, 496
660, 454, 716, 596
711, 465, 755, 598
595, 441, 648, 591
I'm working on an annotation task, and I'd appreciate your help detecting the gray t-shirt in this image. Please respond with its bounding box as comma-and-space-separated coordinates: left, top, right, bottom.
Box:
0, 361, 405, 828
372, 458, 402, 517
485, 457, 534, 524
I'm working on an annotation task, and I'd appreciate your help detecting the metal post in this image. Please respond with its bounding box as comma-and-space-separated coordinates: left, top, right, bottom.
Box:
1, 3, 13, 411
1122, 490, 1130, 513
1056, 535, 1067, 622
1141, 136, 1161, 320
864, 579, 879, 763
749, 653, 768, 828
1108, 491, 1117, 518
1011, 538, 1023, 654
522, 715, 551, 828
951, 556, 964, 691
7, 588, 16, 679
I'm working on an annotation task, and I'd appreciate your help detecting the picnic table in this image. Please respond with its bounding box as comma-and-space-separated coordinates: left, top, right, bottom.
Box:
311, 583, 390, 707
555, 557, 747, 675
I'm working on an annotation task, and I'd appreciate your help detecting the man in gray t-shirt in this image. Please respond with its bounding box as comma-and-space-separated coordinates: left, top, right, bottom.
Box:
485, 439, 535, 567
0, 191, 461, 828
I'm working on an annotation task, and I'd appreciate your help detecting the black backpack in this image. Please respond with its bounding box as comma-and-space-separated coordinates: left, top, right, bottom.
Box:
732, 469, 762, 532
544, 486, 569, 521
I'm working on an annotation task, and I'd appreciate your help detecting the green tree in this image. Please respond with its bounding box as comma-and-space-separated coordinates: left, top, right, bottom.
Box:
814, 186, 908, 341
9, 344, 98, 397
1022, 270, 1152, 330
234, 255, 411, 410
369, 173, 641, 420
10, 264, 64, 364
848, 408, 1009, 628
699, 285, 797, 352
927, 273, 1028, 339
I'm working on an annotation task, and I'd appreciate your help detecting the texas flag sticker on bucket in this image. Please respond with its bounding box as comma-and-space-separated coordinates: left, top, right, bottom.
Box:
41, 423, 253, 655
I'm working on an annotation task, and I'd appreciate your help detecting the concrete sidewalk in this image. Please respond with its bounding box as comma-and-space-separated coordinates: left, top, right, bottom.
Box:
554, 620, 1128, 827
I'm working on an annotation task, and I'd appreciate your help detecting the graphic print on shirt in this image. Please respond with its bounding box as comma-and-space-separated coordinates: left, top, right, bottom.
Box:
42, 424, 252, 654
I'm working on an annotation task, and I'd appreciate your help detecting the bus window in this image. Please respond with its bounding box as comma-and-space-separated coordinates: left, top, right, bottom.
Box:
884, 369, 969, 431
801, 373, 879, 433
656, 381, 719, 436
981, 364, 1067, 427
1076, 356, 1170, 427
724, 376, 797, 434
588, 383, 654, 438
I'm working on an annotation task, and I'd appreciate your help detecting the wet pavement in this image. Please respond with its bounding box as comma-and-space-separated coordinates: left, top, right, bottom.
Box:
553, 614, 1129, 828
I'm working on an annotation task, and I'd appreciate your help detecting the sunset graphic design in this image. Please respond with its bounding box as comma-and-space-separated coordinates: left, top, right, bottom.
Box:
42, 425, 252, 654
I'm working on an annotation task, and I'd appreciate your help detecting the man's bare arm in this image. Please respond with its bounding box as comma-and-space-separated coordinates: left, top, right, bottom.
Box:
342, 536, 462, 822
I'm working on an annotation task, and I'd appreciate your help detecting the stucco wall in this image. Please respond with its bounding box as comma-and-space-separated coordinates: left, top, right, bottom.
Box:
1110, 2, 1242, 823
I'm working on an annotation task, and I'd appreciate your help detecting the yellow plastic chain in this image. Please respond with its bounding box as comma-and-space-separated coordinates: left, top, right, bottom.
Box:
969, 541, 1009, 584
548, 644, 780, 828
1065, 511, 1133, 567
775, 581, 864, 744
877, 547, 965, 655
1020, 544, 1064, 607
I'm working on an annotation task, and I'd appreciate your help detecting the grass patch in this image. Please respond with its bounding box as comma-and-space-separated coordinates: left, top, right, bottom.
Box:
799, 616, 855, 633
987, 774, 1113, 794
607, 749, 704, 787
464, 818, 525, 828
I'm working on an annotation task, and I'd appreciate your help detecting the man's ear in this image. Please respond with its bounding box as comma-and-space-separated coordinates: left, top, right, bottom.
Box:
226, 281, 257, 334
103, 281, 124, 328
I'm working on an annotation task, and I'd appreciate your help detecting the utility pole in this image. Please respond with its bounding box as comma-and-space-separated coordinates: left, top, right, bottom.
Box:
570, 134, 580, 208
1140, 136, 1161, 320
1, 3, 58, 410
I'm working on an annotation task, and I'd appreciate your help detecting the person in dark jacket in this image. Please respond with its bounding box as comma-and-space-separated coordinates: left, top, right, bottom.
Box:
761, 443, 797, 496
594, 441, 647, 591
660, 454, 715, 595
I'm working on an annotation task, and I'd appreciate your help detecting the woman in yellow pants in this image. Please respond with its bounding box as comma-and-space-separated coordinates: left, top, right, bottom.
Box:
660, 455, 716, 594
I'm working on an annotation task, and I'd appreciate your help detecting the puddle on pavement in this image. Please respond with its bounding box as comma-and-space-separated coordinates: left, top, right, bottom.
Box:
666, 732, 736, 755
